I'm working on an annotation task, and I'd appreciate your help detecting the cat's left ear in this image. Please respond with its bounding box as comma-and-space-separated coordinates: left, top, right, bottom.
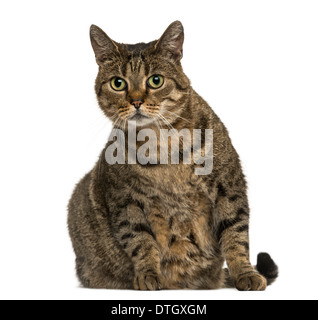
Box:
155, 21, 184, 62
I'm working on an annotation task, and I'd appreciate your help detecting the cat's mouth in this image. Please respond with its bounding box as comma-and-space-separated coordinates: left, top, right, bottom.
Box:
129, 110, 151, 123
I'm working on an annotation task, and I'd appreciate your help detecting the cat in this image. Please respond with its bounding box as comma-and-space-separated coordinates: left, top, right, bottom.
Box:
68, 21, 278, 290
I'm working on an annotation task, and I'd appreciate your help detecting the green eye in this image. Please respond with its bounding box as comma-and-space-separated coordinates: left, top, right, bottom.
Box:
147, 75, 164, 89
110, 77, 127, 91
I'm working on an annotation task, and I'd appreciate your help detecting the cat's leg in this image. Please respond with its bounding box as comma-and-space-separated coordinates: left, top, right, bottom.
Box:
74, 255, 135, 289
68, 173, 135, 289
69, 212, 135, 289
115, 203, 162, 290
215, 172, 267, 291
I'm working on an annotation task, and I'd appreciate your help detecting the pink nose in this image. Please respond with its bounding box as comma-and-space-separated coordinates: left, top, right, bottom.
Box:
131, 100, 144, 109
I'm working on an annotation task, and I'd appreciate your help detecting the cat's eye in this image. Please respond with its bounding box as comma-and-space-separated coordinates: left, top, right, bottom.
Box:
147, 75, 164, 89
110, 77, 127, 91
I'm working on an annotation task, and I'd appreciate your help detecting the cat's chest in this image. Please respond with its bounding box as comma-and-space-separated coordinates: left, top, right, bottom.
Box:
140, 165, 214, 254
132, 164, 217, 286
138, 163, 200, 196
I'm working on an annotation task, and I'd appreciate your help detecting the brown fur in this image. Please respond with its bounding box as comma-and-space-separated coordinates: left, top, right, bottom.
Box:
68, 21, 278, 290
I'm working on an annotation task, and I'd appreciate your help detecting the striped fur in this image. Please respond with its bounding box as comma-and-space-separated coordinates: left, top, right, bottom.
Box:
68, 21, 278, 291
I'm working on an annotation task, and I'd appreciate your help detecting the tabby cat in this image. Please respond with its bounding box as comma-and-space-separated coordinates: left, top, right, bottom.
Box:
68, 21, 278, 290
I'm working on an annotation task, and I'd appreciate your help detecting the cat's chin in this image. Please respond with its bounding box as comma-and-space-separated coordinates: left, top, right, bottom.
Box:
128, 114, 155, 127
130, 113, 149, 121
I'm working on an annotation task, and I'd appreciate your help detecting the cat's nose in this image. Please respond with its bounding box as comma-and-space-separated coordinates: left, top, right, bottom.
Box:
131, 99, 144, 109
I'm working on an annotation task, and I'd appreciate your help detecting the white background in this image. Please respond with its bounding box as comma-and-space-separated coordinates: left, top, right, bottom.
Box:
0, 0, 317, 300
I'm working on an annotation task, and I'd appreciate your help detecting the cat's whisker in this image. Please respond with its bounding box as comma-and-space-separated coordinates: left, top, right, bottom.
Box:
158, 114, 182, 145
155, 119, 169, 162
158, 114, 171, 129
164, 110, 192, 123
160, 113, 186, 147
123, 118, 128, 132
158, 113, 171, 127
84, 111, 111, 142
112, 117, 119, 129
159, 113, 177, 132
108, 114, 120, 127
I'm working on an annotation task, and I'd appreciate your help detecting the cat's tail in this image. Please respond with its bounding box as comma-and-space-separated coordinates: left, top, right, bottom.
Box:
224, 252, 279, 288
256, 252, 279, 285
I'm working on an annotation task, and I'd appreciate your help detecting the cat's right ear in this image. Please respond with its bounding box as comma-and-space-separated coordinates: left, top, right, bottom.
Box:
90, 25, 120, 65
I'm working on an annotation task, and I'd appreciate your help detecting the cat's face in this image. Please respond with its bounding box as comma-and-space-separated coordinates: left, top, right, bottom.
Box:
90, 21, 190, 129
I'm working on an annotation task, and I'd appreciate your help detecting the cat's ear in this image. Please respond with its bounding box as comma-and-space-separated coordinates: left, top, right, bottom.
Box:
90, 25, 120, 65
155, 21, 184, 62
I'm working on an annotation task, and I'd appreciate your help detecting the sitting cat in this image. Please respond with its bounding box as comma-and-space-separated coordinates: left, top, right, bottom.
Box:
68, 21, 278, 290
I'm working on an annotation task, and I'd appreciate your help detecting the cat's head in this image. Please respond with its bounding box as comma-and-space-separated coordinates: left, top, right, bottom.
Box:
90, 21, 190, 129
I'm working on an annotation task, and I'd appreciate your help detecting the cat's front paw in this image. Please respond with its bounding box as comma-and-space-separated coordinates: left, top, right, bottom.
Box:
235, 271, 267, 291
134, 273, 162, 291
